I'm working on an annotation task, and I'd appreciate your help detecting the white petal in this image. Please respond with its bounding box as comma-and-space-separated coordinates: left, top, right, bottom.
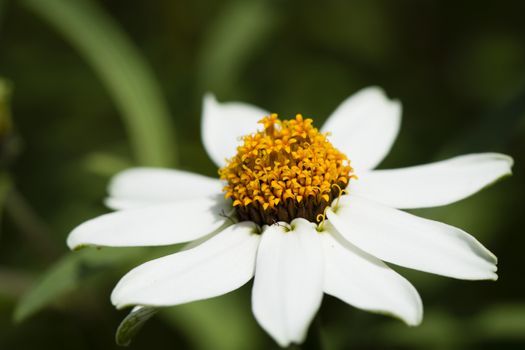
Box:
252, 219, 324, 347
202, 93, 269, 167
327, 195, 497, 280
351, 153, 513, 209
321, 227, 422, 326
67, 196, 231, 249
321, 87, 401, 171
106, 167, 224, 210
111, 222, 260, 308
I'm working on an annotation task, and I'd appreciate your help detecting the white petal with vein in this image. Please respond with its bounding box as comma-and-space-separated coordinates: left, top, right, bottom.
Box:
202, 94, 269, 167
106, 167, 223, 210
252, 219, 324, 347
111, 222, 260, 308
321, 87, 401, 171
352, 153, 513, 209
322, 227, 422, 325
67, 196, 229, 249
327, 195, 497, 280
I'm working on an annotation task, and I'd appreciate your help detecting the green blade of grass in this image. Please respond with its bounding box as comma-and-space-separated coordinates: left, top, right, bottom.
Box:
21, 0, 177, 167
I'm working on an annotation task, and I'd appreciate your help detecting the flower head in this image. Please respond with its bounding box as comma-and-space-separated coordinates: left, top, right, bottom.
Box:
220, 113, 353, 225
67, 87, 513, 347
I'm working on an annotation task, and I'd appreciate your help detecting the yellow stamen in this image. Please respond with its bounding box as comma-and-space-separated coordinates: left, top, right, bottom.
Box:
219, 114, 355, 225
331, 183, 348, 209
316, 205, 329, 231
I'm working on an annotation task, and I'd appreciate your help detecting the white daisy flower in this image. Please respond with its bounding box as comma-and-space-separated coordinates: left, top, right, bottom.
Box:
67, 87, 513, 347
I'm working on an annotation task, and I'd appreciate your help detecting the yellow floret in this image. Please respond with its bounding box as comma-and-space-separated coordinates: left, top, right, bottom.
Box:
219, 114, 354, 225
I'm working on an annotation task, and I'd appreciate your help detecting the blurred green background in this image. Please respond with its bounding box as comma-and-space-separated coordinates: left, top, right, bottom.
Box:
0, 0, 524, 349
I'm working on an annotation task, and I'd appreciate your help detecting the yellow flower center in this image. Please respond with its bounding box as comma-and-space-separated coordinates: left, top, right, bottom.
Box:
219, 114, 354, 226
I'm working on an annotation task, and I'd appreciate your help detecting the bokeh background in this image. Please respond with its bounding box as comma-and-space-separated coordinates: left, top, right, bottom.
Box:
0, 0, 524, 349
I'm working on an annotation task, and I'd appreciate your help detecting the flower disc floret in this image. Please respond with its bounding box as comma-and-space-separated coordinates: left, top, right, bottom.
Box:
219, 114, 354, 225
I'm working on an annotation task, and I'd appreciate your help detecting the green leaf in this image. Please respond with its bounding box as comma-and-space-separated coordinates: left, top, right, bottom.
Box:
14, 247, 147, 322
21, 0, 177, 167
14, 252, 79, 322
116, 306, 158, 347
